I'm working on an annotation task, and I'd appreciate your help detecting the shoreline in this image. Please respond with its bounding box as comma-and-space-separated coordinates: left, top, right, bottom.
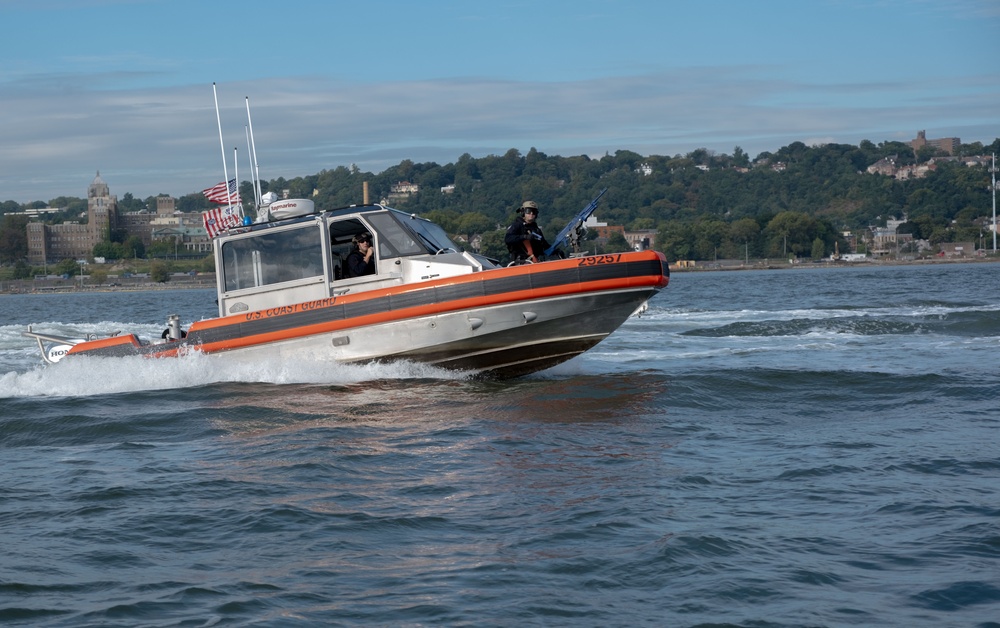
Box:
669, 255, 1000, 272
2, 256, 997, 294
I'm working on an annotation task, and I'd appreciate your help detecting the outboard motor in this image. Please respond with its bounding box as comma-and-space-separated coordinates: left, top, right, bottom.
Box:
164, 314, 184, 341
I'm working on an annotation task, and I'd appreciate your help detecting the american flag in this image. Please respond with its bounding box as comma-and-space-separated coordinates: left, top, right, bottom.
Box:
202, 204, 242, 239
202, 178, 241, 204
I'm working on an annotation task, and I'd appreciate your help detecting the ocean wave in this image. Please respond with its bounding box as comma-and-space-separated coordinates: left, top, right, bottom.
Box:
0, 351, 466, 399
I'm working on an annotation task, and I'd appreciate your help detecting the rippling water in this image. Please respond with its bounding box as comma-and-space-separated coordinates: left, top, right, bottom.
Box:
2, 263, 999, 627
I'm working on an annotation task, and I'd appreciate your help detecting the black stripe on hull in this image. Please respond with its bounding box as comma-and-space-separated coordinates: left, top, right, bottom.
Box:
78, 258, 666, 360
369, 288, 656, 379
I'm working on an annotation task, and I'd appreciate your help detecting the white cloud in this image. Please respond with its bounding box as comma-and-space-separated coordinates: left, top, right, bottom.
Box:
1, 69, 997, 202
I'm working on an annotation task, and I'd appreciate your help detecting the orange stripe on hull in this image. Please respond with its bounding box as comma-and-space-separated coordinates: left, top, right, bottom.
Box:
192, 271, 665, 354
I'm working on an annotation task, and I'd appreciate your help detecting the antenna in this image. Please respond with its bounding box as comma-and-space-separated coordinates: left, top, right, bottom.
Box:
246, 97, 263, 208
211, 83, 232, 207
245, 125, 255, 203
991, 153, 996, 252
233, 146, 238, 206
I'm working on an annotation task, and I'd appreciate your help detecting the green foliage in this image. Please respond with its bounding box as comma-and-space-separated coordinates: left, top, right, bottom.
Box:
604, 232, 633, 253
199, 254, 216, 273
54, 258, 79, 276
123, 236, 145, 259
150, 259, 171, 282
478, 230, 507, 262
89, 267, 109, 284
12, 259, 32, 279
3, 138, 997, 265
118, 192, 146, 213
0, 214, 29, 263
811, 237, 826, 260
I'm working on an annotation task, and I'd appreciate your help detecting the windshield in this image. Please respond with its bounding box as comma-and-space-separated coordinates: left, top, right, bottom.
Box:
396, 212, 462, 253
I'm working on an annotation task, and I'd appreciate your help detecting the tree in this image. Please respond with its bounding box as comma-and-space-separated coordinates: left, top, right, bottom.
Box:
123, 235, 145, 259
93, 240, 122, 260
55, 258, 79, 277
603, 231, 632, 253
150, 259, 171, 283
765, 211, 821, 258
457, 212, 494, 244
811, 237, 826, 260
199, 254, 216, 273
729, 217, 760, 244
12, 259, 32, 279
478, 229, 507, 262
146, 239, 175, 258
0, 214, 29, 263
656, 221, 694, 261
89, 267, 108, 284
118, 192, 145, 212
732, 146, 750, 168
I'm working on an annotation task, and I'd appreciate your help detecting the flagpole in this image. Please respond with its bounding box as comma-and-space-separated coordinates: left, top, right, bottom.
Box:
212, 83, 232, 208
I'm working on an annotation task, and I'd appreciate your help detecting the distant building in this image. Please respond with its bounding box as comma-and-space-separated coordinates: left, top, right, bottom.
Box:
896, 162, 937, 180
624, 229, 657, 251
939, 242, 975, 257
869, 215, 911, 257
27, 171, 118, 265
26, 173, 213, 264
865, 155, 939, 180
866, 156, 897, 176
910, 130, 959, 156
589, 222, 625, 240
387, 181, 419, 204
8, 207, 62, 218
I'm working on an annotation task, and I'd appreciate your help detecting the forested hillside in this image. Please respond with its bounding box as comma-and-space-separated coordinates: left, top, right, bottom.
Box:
2, 138, 998, 264
261, 139, 1000, 261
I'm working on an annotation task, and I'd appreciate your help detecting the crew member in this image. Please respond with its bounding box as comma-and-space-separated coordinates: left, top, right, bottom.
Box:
505, 200, 551, 263
345, 232, 376, 277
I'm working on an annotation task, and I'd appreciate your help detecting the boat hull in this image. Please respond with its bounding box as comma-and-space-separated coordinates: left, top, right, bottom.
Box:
35, 251, 669, 379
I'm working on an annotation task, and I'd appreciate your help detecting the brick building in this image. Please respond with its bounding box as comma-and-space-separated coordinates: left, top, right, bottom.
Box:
27, 171, 118, 265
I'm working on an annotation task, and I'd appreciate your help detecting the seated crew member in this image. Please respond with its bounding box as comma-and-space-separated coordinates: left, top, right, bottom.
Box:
345, 232, 376, 277
505, 200, 551, 263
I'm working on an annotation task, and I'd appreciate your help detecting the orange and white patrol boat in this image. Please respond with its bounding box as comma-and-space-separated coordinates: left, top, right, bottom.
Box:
24, 201, 669, 379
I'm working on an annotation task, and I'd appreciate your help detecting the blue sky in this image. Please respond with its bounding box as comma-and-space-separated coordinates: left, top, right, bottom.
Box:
1, 0, 997, 203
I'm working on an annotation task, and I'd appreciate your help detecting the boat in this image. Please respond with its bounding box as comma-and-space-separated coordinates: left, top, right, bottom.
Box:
24, 198, 668, 379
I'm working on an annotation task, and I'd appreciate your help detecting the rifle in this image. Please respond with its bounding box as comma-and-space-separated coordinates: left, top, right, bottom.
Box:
544, 188, 608, 257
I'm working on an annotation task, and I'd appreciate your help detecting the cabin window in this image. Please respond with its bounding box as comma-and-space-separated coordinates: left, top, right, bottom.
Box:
401, 214, 461, 254
222, 225, 324, 292
365, 213, 424, 257
329, 218, 378, 280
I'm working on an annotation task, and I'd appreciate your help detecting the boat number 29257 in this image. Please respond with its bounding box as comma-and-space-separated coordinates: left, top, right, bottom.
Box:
577, 254, 622, 266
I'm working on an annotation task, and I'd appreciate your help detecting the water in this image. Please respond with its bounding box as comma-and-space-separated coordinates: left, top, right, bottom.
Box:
1, 263, 998, 627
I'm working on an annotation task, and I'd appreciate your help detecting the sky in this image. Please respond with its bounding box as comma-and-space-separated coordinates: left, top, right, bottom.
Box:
1, 0, 998, 204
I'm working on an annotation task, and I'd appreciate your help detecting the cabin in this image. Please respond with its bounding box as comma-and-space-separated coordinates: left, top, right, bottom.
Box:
213, 203, 492, 318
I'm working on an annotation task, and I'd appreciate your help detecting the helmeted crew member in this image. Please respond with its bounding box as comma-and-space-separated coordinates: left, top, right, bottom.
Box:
505, 200, 551, 263
345, 232, 376, 277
